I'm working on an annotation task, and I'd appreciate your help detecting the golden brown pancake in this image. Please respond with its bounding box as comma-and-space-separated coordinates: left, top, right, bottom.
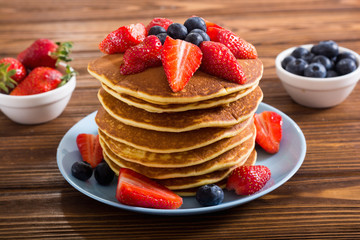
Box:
88, 54, 263, 104
101, 82, 259, 113
98, 124, 253, 168
98, 86, 262, 132
100, 125, 255, 179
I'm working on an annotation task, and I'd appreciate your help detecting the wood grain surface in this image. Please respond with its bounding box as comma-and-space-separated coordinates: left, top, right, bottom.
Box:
1, 0, 360, 239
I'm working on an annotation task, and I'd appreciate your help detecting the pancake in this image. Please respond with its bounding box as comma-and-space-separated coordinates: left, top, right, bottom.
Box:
98, 123, 253, 168
101, 82, 259, 113
96, 108, 253, 153
98, 86, 263, 132
100, 124, 255, 179
88, 54, 263, 104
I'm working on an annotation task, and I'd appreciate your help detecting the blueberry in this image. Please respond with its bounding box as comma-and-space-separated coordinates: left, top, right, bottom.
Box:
335, 58, 357, 75
71, 162, 93, 181
285, 58, 308, 76
326, 70, 338, 78
184, 32, 203, 46
190, 29, 210, 41
156, 33, 168, 45
167, 23, 188, 40
311, 55, 333, 70
304, 63, 327, 78
302, 52, 315, 63
196, 184, 224, 207
291, 47, 310, 58
281, 56, 296, 69
336, 52, 357, 63
311, 40, 339, 59
148, 26, 166, 36
94, 162, 115, 185
184, 17, 207, 32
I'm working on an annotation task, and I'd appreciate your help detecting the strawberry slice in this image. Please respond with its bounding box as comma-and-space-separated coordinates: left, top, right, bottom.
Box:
120, 35, 162, 75
226, 165, 271, 195
254, 111, 283, 154
99, 23, 146, 54
199, 41, 247, 84
161, 37, 202, 92
216, 29, 258, 59
145, 17, 173, 33
76, 134, 103, 168
116, 168, 183, 209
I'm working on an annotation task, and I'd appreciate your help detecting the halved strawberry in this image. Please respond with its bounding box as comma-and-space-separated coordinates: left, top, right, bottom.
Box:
254, 111, 283, 154
99, 23, 146, 54
116, 168, 183, 209
161, 37, 202, 92
76, 134, 103, 168
226, 165, 271, 195
120, 35, 162, 75
199, 41, 246, 84
145, 17, 173, 33
216, 29, 258, 59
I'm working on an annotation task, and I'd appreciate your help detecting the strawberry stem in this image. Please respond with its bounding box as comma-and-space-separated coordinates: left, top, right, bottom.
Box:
51, 41, 74, 66
58, 64, 77, 88
0, 63, 18, 94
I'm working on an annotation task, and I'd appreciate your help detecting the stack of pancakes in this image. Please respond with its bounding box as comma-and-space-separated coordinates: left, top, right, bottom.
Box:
88, 54, 263, 196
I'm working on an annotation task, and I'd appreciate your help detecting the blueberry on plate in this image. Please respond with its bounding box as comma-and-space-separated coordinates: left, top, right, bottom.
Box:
167, 23, 188, 40
281, 55, 296, 69
335, 58, 357, 75
184, 16, 207, 32
304, 63, 327, 78
291, 47, 310, 59
71, 162, 93, 181
190, 29, 210, 41
184, 32, 204, 46
196, 184, 224, 207
148, 26, 166, 36
311, 55, 333, 70
156, 33, 168, 45
311, 40, 339, 59
285, 58, 308, 76
94, 162, 115, 185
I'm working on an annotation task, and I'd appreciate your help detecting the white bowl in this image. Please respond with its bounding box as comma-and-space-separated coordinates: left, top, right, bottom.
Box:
0, 65, 76, 124
275, 44, 360, 108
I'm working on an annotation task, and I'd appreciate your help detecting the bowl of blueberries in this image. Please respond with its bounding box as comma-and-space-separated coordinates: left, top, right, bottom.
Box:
275, 40, 360, 108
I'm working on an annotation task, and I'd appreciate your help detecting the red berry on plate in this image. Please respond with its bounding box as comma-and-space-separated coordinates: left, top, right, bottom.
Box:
0, 58, 27, 93
116, 168, 183, 209
199, 41, 247, 84
76, 134, 103, 168
254, 111, 283, 154
226, 165, 271, 195
120, 35, 162, 75
145, 17, 173, 33
99, 23, 146, 54
161, 37, 202, 92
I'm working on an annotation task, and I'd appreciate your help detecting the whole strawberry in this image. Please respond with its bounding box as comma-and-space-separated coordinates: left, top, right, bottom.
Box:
0, 58, 27, 93
120, 35, 162, 75
99, 23, 146, 54
200, 41, 247, 84
226, 165, 271, 195
17, 39, 73, 69
145, 17, 173, 33
10, 67, 62, 96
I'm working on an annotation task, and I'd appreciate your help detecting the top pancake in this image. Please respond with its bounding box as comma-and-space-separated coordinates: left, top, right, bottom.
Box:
88, 54, 263, 104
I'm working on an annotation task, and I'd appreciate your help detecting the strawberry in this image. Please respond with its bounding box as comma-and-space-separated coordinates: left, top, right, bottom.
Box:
0, 58, 27, 93
206, 26, 223, 42
120, 35, 162, 75
145, 17, 173, 33
10, 67, 62, 96
200, 17, 223, 31
254, 111, 283, 154
216, 29, 258, 59
161, 37, 202, 92
99, 23, 146, 54
199, 41, 247, 84
116, 168, 183, 209
226, 165, 271, 195
76, 134, 103, 168
17, 39, 73, 69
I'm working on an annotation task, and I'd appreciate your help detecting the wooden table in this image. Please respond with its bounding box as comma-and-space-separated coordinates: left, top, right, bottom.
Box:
1, 0, 360, 239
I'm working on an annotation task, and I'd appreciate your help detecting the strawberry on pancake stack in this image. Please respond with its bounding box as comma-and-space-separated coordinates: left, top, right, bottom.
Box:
88, 16, 264, 197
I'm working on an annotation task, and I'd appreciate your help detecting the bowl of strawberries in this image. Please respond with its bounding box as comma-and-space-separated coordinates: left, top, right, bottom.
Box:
0, 39, 76, 124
